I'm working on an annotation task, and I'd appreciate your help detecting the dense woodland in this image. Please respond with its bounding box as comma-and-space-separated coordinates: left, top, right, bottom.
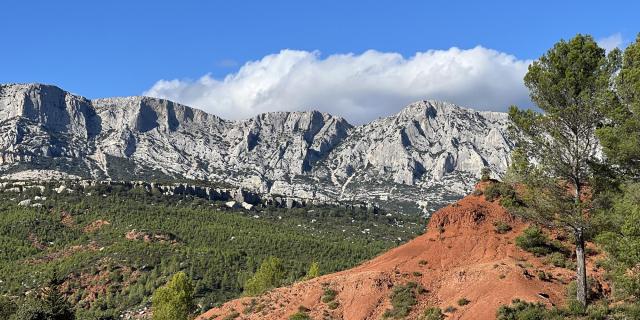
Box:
0, 183, 423, 319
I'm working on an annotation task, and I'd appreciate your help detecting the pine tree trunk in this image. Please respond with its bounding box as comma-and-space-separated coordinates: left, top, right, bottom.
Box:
575, 229, 588, 306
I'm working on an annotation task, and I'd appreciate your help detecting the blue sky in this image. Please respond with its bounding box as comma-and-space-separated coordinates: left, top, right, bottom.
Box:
1, 1, 638, 122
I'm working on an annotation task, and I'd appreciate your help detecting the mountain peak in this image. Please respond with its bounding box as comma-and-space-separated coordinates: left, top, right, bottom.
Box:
0, 83, 514, 213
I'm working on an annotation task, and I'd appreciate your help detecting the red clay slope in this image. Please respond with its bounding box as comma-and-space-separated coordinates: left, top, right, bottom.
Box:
198, 182, 601, 320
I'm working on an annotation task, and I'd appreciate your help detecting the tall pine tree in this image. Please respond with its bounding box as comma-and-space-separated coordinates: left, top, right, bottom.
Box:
508, 34, 618, 307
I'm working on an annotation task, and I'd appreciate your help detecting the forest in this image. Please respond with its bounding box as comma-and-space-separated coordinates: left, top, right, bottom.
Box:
0, 182, 423, 319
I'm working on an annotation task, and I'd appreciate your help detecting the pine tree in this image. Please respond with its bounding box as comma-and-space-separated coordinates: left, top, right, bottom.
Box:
304, 262, 320, 280
151, 272, 194, 320
508, 34, 618, 307
243, 256, 285, 296
597, 33, 640, 178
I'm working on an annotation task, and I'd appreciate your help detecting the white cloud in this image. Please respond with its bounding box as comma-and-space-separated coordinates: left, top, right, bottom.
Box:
145, 47, 532, 124
597, 33, 623, 52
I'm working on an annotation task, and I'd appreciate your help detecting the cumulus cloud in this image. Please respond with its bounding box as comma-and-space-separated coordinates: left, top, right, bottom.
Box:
145, 47, 532, 124
597, 33, 623, 52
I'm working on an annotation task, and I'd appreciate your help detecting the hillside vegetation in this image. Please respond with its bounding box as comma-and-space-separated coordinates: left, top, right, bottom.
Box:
0, 182, 423, 318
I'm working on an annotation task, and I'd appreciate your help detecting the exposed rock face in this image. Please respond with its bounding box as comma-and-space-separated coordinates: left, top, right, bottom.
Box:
314, 100, 514, 212
0, 83, 514, 213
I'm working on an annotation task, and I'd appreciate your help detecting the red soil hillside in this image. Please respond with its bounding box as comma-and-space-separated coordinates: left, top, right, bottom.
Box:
197, 182, 604, 320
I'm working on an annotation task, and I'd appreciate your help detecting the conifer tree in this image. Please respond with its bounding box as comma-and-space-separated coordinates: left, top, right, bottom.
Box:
508, 34, 618, 307
152, 272, 194, 320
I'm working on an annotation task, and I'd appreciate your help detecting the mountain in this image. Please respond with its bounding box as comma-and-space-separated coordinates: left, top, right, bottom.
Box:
196, 182, 607, 320
0, 83, 514, 213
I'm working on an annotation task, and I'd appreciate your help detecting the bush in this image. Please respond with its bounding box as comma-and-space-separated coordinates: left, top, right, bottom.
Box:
536, 270, 550, 281
152, 272, 194, 320
615, 303, 640, 319
515, 226, 565, 256
496, 299, 562, 320
484, 182, 517, 204
585, 301, 609, 320
419, 307, 444, 320
545, 252, 574, 269
565, 299, 586, 316
327, 301, 339, 310
244, 257, 285, 296
494, 221, 513, 234
457, 298, 470, 306
288, 311, 311, 320
383, 282, 419, 318
321, 288, 337, 303
304, 262, 320, 280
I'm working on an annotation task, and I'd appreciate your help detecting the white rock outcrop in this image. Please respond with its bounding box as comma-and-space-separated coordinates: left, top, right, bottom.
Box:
0, 83, 515, 213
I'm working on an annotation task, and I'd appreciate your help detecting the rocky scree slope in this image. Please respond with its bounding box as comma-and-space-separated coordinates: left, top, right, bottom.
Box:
0, 83, 513, 213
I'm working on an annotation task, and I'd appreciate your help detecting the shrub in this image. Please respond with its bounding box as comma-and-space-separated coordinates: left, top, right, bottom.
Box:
484, 182, 517, 203
288, 311, 311, 320
536, 270, 550, 281
304, 262, 320, 280
419, 307, 444, 320
412, 271, 423, 277
494, 221, 513, 234
515, 226, 564, 256
151, 272, 194, 320
496, 299, 561, 320
244, 257, 285, 296
418, 260, 428, 266
546, 252, 572, 269
327, 301, 339, 310
585, 301, 609, 320
383, 282, 419, 318
565, 299, 586, 316
321, 288, 337, 303
457, 298, 470, 306
481, 167, 492, 181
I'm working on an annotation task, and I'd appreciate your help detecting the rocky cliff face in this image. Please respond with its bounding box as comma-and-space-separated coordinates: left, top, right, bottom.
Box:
0, 83, 514, 213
